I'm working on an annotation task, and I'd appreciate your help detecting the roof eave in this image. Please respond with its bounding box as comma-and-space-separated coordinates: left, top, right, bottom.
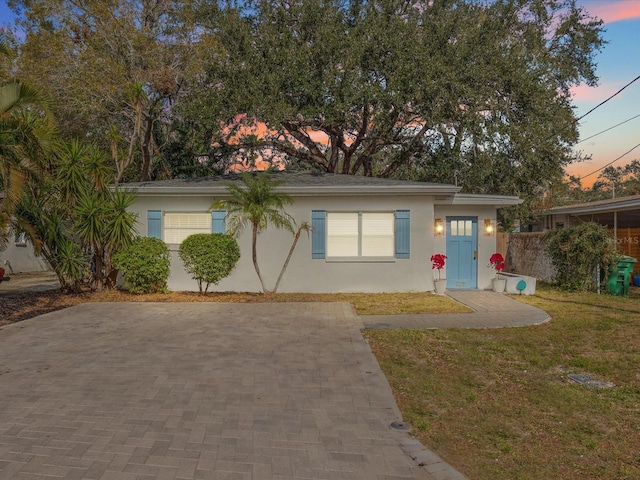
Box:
547, 198, 640, 216
436, 193, 522, 206
123, 185, 462, 197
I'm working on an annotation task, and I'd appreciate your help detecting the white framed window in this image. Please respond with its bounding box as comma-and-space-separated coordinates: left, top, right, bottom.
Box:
326, 212, 394, 258
327, 212, 359, 257
15, 232, 27, 246
164, 213, 211, 244
362, 212, 395, 256
450, 219, 473, 237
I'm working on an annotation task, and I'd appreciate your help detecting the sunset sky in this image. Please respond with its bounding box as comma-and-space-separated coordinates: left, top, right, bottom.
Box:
567, 0, 640, 186
1, 0, 638, 188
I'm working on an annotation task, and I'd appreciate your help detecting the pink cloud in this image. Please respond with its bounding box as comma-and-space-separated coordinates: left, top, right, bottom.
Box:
581, 0, 640, 24
570, 81, 621, 103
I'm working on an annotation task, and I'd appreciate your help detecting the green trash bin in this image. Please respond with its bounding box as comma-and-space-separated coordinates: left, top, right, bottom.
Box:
605, 256, 637, 296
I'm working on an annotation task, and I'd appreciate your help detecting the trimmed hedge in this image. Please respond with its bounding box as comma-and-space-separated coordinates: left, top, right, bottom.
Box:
112, 236, 170, 293
179, 233, 240, 293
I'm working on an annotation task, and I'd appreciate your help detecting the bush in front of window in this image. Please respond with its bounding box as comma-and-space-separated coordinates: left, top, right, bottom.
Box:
178, 233, 241, 294
113, 237, 171, 294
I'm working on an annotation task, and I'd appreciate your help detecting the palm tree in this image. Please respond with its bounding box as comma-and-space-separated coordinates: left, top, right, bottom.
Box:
0, 36, 53, 249
73, 174, 137, 290
214, 171, 295, 293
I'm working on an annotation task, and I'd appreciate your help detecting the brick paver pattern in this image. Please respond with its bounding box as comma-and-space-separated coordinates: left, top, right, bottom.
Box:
0, 302, 442, 480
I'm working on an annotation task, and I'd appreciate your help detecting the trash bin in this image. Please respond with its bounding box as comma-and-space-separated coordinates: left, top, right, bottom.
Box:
605, 256, 637, 296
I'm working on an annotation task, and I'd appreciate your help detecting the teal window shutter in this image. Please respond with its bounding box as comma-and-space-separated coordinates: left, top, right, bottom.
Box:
147, 210, 162, 239
311, 210, 326, 259
395, 210, 410, 259
212, 210, 226, 234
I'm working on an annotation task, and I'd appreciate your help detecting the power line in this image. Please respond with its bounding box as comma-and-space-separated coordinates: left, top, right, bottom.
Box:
575, 74, 640, 123
570, 75, 640, 180
548, 74, 640, 143
578, 143, 640, 180
576, 113, 640, 145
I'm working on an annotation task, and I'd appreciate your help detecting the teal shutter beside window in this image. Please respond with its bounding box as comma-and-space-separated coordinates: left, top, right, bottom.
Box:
147, 210, 162, 239
311, 210, 326, 259
395, 210, 410, 259
212, 210, 226, 234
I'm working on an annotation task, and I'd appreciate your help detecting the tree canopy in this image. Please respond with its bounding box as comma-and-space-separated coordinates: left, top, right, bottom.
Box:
7, 0, 221, 182
182, 0, 604, 225
5, 0, 607, 227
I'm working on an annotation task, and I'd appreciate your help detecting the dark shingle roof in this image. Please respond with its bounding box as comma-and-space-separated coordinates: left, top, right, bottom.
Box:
120, 171, 461, 196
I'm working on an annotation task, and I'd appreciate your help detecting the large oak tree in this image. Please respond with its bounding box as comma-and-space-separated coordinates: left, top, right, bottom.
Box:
184, 0, 604, 224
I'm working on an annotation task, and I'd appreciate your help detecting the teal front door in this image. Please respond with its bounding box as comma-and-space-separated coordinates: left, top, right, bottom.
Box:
446, 217, 478, 289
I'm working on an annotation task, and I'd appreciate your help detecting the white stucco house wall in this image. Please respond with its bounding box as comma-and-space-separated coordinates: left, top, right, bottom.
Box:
122, 172, 520, 293
0, 233, 50, 274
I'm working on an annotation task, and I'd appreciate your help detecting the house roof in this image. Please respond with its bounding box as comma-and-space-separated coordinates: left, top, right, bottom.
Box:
545, 194, 640, 228
120, 171, 461, 197
547, 195, 640, 215
119, 171, 521, 205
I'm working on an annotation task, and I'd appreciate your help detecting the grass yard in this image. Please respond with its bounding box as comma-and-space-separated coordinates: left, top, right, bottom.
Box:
364, 285, 640, 480
0, 287, 469, 326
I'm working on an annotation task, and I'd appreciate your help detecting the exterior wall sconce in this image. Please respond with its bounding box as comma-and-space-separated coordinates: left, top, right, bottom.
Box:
434, 218, 444, 236
484, 219, 495, 236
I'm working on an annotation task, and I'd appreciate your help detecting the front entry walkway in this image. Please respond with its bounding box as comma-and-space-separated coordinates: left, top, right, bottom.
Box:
0, 302, 465, 480
363, 290, 550, 329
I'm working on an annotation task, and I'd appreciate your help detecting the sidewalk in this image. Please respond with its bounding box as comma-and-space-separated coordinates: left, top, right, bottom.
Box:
363, 290, 550, 329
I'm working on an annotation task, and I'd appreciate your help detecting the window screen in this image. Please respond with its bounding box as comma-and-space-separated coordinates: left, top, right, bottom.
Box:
164, 213, 211, 244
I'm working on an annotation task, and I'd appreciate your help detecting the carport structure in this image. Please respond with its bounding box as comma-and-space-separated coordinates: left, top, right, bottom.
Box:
543, 194, 640, 274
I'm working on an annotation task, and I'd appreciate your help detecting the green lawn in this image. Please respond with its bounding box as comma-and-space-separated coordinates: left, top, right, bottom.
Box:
364, 285, 640, 480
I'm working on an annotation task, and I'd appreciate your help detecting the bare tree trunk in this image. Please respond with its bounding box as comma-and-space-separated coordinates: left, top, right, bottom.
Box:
93, 244, 104, 291
272, 234, 299, 294
252, 223, 270, 294
272, 225, 305, 294
140, 116, 154, 181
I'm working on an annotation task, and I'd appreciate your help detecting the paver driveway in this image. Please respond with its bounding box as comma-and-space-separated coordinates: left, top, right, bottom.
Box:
0, 302, 440, 480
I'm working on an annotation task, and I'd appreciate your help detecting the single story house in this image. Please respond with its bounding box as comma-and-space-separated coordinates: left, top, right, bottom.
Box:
122, 172, 521, 293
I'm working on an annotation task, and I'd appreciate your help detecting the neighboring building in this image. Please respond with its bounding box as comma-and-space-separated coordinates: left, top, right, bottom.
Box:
0, 232, 50, 273
542, 195, 640, 231
122, 172, 521, 293
542, 195, 640, 274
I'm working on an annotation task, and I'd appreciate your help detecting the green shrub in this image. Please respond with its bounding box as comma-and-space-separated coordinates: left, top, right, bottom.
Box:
545, 222, 615, 291
112, 236, 170, 293
178, 233, 240, 293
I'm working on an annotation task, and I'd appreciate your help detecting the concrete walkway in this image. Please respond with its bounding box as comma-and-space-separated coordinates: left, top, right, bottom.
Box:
0, 271, 59, 296
363, 290, 550, 329
0, 302, 466, 480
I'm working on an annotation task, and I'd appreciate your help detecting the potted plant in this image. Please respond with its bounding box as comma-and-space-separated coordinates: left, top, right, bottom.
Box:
488, 253, 506, 292
431, 253, 447, 294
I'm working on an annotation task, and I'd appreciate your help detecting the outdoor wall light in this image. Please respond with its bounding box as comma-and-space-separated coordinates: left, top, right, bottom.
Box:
484, 219, 495, 236
434, 218, 444, 236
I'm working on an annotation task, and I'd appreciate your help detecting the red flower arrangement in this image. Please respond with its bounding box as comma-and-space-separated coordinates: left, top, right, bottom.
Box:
488, 253, 505, 278
430, 254, 447, 280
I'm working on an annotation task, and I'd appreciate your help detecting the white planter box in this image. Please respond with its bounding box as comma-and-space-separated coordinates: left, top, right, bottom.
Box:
498, 272, 537, 295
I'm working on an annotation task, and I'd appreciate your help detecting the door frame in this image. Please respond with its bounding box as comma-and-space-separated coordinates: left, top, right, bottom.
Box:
445, 216, 478, 289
